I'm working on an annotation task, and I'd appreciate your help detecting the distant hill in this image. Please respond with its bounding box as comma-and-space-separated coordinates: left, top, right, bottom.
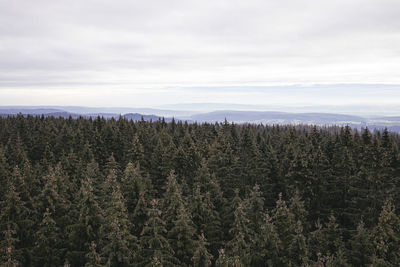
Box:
0, 106, 191, 118
190, 110, 366, 125
2, 106, 400, 132
0, 108, 171, 122
0, 108, 65, 115
123, 113, 169, 122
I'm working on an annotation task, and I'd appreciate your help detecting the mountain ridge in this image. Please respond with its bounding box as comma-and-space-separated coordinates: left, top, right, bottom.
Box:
1, 106, 400, 132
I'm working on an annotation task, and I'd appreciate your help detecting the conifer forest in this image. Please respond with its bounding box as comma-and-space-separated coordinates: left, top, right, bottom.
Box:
1, 115, 400, 267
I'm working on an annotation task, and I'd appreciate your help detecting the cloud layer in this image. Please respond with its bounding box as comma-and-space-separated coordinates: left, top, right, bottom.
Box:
1, 0, 400, 106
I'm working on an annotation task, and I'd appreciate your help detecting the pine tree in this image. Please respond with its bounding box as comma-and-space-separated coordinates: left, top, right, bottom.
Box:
168, 205, 197, 266
174, 131, 201, 188
243, 184, 267, 266
272, 193, 309, 266
245, 184, 265, 235
215, 249, 230, 267
237, 125, 263, 189
100, 182, 137, 266
163, 171, 197, 266
349, 221, 373, 266
163, 171, 185, 230
192, 234, 212, 267
371, 198, 400, 265
67, 176, 103, 266
0, 177, 27, 266
121, 162, 151, 221
207, 134, 239, 199
126, 134, 145, 167
254, 213, 280, 266
32, 168, 69, 266
1, 225, 20, 267
84, 242, 102, 267
139, 199, 178, 266
33, 208, 62, 266
308, 215, 348, 266
225, 200, 252, 266
191, 185, 223, 261
150, 135, 177, 197
132, 190, 151, 237
0, 146, 10, 202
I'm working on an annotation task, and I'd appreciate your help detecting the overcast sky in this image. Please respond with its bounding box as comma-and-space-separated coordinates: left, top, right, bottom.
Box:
1, 0, 400, 107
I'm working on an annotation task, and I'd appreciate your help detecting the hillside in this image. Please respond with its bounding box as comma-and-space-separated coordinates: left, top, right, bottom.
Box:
1, 116, 400, 266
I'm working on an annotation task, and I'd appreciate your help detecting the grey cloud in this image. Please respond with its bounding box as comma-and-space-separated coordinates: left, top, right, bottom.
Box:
0, 0, 400, 105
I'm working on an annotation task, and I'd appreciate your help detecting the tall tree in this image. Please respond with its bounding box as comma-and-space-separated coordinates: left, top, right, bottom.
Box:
100, 180, 137, 266
371, 198, 400, 265
139, 199, 178, 266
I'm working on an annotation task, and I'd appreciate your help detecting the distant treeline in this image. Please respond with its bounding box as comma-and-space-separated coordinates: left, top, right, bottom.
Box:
1, 115, 400, 266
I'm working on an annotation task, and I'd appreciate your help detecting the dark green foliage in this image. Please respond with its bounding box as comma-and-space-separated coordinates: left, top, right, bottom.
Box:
223, 194, 252, 266
163, 171, 197, 266
349, 221, 373, 266
1, 225, 20, 267
255, 214, 280, 266
84, 242, 102, 267
139, 199, 178, 266
33, 208, 63, 266
0, 116, 400, 266
371, 198, 400, 265
192, 234, 212, 267
272, 193, 309, 266
100, 176, 136, 266
67, 175, 103, 266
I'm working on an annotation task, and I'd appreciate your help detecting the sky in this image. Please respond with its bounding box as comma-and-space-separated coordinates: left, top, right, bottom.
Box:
1, 0, 400, 108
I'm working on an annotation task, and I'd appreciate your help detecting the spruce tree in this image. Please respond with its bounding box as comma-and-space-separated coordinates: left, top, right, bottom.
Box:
371, 198, 400, 265
349, 221, 373, 266
0, 176, 25, 266
163, 171, 197, 265
1, 225, 20, 267
272, 193, 309, 266
85, 242, 102, 267
67, 176, 103, 266
192, 234, 213, 267
33, 208, 62, 266
139, 199, 178, 266
225, 200, 252, 266
255, 213, 280, 267
121, 162, 151, 222
191, 185, 223, 261
100, 182, 137, 266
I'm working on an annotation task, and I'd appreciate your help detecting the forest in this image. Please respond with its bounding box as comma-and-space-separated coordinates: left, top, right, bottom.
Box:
1, 115, 400, 266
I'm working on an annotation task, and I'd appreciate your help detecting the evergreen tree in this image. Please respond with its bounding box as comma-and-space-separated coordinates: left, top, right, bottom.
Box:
349, 221, 373, 266
1, 115, 400, 267
163, 171, 197, 265
0, 173, 30, 266
150, 134, 177, 197
1, 225, 20, 267
225, 200, 252, 266
84, 242, 102, 267
0, 146, 10, 202
168, 205, 197, 266
132, 190, 151, 237
371, 198, 400, 265
191, 185, 223, 260
192, 234, 213, 267
140, 199, 178, 266
256, 214, 280, 267
67, 176, 103, 266
272, 193, 308, 266
33, 208, 63, 266
308, 215, 348, 266
121, 162, 151, 221
100, 182, 137, 266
